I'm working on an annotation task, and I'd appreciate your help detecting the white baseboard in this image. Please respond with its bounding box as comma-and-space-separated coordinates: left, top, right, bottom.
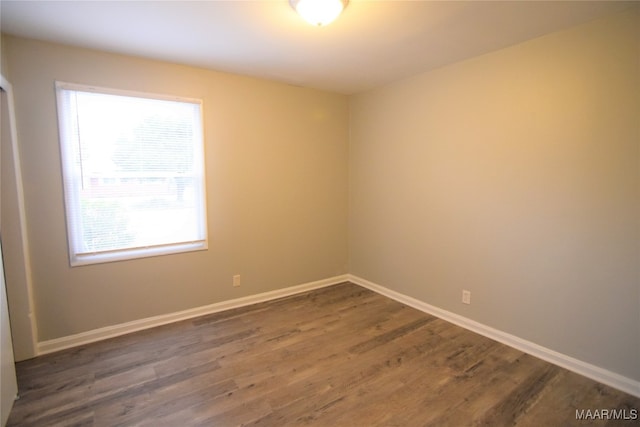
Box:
36, 273, 639, 398
348, 274, 640, 399
37, 274, 349, 355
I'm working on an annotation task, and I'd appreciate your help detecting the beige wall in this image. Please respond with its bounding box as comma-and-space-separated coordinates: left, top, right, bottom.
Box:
1, 37, 8, 76
4, 36, 349, 344
350, 8, 639, 381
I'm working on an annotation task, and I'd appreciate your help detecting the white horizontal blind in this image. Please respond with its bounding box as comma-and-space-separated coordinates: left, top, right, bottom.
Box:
56, 82, 207, 266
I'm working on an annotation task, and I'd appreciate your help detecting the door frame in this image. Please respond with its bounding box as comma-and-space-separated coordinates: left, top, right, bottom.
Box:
0, 74, 38, 358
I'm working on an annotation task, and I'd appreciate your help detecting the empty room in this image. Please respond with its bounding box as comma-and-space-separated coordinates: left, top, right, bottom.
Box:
0, 1, 638, 425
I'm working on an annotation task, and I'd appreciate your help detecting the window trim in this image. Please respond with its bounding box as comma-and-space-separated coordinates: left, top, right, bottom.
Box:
55, 81, 208, 267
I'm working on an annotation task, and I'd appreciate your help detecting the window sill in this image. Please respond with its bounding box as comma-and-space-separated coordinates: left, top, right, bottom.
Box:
70, 241, 208, 267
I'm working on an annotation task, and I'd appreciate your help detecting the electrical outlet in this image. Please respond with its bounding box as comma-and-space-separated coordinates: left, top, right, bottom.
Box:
462, 290, 471, 305
233, 275, 241, 287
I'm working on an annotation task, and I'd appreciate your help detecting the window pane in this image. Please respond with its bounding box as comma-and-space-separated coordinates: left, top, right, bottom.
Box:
56, 83, 207, 265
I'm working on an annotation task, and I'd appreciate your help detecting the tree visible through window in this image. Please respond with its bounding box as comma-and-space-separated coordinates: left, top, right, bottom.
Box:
56, 82, 207, 266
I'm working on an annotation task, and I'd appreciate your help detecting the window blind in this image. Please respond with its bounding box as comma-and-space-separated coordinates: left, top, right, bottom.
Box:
56, 82, 207, 266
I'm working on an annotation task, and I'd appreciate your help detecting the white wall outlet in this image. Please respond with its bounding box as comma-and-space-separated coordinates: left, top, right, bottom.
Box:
462, 290, 471, 305
233, 275, 241, 287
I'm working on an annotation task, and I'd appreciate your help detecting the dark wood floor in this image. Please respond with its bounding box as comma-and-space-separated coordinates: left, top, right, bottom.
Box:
7, 282, 639, 426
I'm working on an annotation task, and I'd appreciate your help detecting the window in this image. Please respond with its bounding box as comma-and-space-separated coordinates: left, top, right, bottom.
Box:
56, 82, 207, 266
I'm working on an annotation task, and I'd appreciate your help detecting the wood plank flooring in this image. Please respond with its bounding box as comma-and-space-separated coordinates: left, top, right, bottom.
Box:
7, 282, 639, 426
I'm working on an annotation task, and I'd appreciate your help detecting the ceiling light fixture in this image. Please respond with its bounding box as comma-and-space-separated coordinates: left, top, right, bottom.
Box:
290, 0, 348, 27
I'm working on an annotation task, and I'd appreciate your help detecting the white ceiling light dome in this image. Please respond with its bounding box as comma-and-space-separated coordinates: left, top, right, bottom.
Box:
290, 0, 349, 27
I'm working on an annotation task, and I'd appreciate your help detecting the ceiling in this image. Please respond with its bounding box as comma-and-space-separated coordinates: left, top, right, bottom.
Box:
0, 1, 634, 94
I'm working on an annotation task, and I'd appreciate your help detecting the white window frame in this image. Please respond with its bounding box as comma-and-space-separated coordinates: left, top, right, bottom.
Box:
55, 81, 208, 266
